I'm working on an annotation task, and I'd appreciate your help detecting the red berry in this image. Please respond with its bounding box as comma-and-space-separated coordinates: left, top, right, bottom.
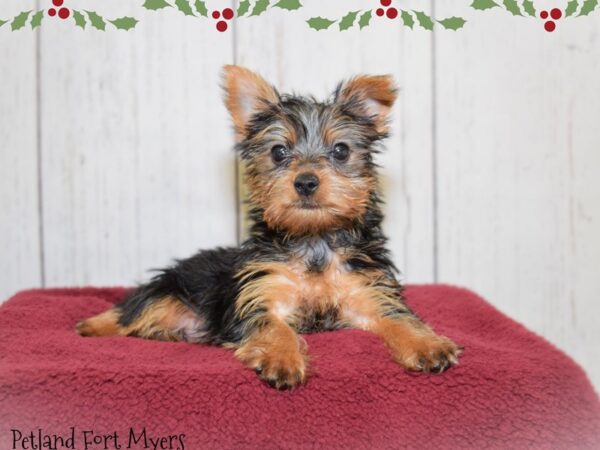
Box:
212, 10, 221, 19
222, 8, 234, 20
386, 7, 398, 19
544, 20, 556, 32
380, 0, 392, 6
48, 8, 56, 16
540, 10, 548, 19
52, 0, 63, 6
550, 8, 562, 19
376, 8, 385, 16
216, 21, 228, 32
58, 7, 70, 19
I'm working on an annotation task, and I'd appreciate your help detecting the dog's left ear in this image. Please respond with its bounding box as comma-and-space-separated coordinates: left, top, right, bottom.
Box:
222, 65, 280, 140
334, 75, 398, 134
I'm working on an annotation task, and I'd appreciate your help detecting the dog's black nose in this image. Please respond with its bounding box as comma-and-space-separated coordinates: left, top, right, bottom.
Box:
294, 173, 320, 197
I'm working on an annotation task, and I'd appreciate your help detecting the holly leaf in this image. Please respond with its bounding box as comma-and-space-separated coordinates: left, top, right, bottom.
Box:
30, 10, 43, 29
339, 11, 359, 31
579, 0, 598, 15
0, 19, 7, 28
85, 11, 106, 31
306, 17, 335, 30
174, 0, 194, 16
470, 0, 499, 10
522, 0, 536, 16
110, 17, 138, 30
400, 10, 414, 28
251, 0, 270, 16
438, 16, 466, 30
11, 11, 32, 31
274, 0, 302, 11
143, 0, 172, 10
237, 0, 251, 16
413, 11, 434, 30
194, 0, 208, 16
565, 0, 579, 16
73, 10, 86, 29
358, 10, 372, 29
503, 0, 522, 15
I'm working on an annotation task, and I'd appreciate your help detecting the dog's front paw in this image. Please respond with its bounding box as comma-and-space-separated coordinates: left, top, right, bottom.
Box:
254, 350, 307, 390
235, 338, 308, 389
397, 334, 462, 373
237, 345, 307, 389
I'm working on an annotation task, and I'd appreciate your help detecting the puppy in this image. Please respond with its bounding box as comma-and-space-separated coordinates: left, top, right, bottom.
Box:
77, 66, 461, 389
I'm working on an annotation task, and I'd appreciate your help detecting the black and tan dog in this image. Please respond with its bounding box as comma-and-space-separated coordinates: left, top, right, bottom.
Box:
77, 66, 461, 389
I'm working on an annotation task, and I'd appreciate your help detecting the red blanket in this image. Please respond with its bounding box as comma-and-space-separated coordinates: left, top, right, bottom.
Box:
1, 286, 598, 449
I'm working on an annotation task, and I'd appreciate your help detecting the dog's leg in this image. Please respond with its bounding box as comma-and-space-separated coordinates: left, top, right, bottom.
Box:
77, 296, 206, 342
233, 261, 309, 389
76, 308, 125, 337
340, 280, 461, 373
369, 316, 461, 373
234, 317, 307, 389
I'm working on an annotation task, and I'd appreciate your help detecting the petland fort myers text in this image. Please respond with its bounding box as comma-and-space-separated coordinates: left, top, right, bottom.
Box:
9, 428, 186, 450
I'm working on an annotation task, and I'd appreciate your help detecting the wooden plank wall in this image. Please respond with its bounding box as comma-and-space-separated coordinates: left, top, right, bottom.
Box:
435, 1, 600, 391
38, 1, 238, 287
0, 1, 41, 302
0, 0, 598, 388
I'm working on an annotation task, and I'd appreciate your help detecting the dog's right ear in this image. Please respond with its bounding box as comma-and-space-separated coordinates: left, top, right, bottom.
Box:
334, 75, 397, 135
222, 65, 279, 140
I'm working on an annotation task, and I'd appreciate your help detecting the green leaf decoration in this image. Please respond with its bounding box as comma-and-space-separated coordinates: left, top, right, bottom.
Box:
11, 11, 32, 31
413, 11, 434, 30
85, 11, 106, 31
339, 11, 359, 31
521, 0, 536, 16
237, 0, 251, 16
194, 0, 208, 16
565, 0, 579, 16
306, 17, 335, 31
143, 0, 172, 11
503, 0, 522, 15
274, 0, 302, 11
175, 0, 194, 16
30, 11, 43, 29
358, 10, 372, 29
470, 0, 499, 10
438, 16, 466, 30
400, 10, 414, 28
579, 0, 599, 15
251, 0, 271, 16
0, 19, 7, 28
73, 10, 86, 29
110, 17, 138, 30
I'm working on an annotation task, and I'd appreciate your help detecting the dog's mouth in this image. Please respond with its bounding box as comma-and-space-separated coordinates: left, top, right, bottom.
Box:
293, 200, 322, 210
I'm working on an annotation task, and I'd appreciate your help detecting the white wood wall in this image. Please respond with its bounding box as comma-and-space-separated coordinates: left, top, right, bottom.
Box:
1, 1, 598, 389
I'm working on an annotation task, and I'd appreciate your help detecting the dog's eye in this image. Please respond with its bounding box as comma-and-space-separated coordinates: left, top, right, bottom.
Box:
271, 145, 289, 164
332, 143, 350, 162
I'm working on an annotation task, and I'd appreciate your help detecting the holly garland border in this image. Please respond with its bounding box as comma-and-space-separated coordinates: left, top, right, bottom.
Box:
471, 0, 598, 17
144, 0, 304, 31
306, 9, 466, 31
0, 10, 138, 31
469, 0, 599, 31
0, 0, 598, 32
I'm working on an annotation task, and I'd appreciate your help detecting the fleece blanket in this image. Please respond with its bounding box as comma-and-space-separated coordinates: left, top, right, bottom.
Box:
0, 285, 598, 450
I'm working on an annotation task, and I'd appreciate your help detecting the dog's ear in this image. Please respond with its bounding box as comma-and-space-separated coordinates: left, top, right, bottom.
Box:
334, 75, 397, 134
222, 65, 279, 140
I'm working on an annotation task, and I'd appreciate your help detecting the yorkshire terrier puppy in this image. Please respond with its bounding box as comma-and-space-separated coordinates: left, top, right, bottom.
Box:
77, 66, 461, 389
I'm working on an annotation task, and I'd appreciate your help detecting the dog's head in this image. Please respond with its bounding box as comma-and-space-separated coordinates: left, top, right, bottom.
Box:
223, 65, 397, 236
